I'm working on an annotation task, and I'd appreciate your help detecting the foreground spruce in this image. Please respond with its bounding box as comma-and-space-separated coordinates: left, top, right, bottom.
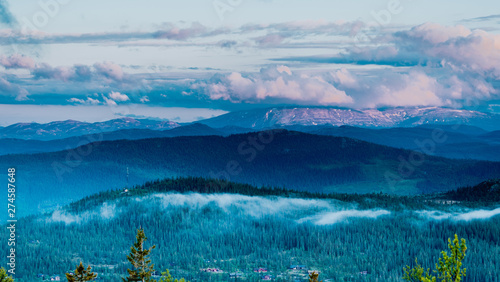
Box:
123, 228, 157, 282
66, 262, 97, 281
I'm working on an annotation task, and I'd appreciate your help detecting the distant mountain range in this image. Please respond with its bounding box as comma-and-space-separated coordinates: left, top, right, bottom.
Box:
2, 130, 500, 217
0, 123, 248, 156
2, 121, 500, 162
199, 107, 500, 131
0, 118, 180, 140
2, 107, 499, 141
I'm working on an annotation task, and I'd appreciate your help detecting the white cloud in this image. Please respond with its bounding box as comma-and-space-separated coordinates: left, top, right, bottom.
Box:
197, 66, 354, 106
94, 62, 124, 81
140, 96, 150, 103
417, 208, 500, 222
0, 54, 35, 69
397, 23, 500, 77
108, 91, 130, 102
103, 96, 117, 106
375, 72, 444, 107
67, 97, 101, 105
146, 193, 390, 225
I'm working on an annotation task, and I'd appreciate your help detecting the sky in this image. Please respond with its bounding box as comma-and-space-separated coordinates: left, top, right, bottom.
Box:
0, 0, 500, 125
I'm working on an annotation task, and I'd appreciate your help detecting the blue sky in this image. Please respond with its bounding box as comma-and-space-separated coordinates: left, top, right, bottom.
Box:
0, 0, 499, 124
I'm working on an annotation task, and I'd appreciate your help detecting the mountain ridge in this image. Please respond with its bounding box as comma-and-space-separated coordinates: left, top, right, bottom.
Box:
0, 117, 180, 140
198, 106, 500, 131
2, 130, 500, 217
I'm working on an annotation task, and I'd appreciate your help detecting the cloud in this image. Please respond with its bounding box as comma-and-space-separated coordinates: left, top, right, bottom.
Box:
0, 0, 16, 26
374, 71, 444, 107
331, 68, 358, 89
243, 20, 365, 36
31, 62, 132, 85
0, 22, 228, 46
277, 23, 500, 78
0, 20, 365, 49
32, 63, 78, 81
396, 23, 500, 77
66, 92, 131, 107
219, 40, 238, 49
417, 208, 500, 222
255, 34, 286, 46
42, 192, 500, 227
140, 96, 150, 103
108, 91, 130, 102
94, 62, 124, 82
0, 54, 35, 69
147, 193, 389, 224
46, 203, 118, 224
312, 210, 391, 225
195, 65, 354, 106
462, 14, 500, 23
153, 22, 217, 40
103, 96, 117, 106
0, 76, 29, 101
67, 97, 101, 105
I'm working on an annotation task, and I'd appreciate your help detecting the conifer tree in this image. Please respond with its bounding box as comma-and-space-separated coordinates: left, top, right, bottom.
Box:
123, 228, 156, 282
403, 234, 467, 282
158, 269, 187, 282
66, 262, 97, 281
309, 271, 322, 282
0, 268, 14, 282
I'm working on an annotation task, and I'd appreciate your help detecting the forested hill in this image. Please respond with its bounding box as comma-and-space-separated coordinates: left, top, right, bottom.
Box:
2, 130, 500, 217
66, 177, 443, 214
6, 177, 500, 281
443, 179, 500, 203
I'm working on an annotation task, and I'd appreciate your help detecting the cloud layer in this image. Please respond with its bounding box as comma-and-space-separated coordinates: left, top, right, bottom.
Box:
45, 193, 500, 226
0, 21, 499, 110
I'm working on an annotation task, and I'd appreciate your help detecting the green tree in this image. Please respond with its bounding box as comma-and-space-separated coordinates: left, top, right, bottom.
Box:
123, 228, 156, 282
0, 268, 14, 282
436, 234, 467, 282
66, 262, 97, 281
309, 271, 322, 282
158, 269, 187, 282
402, 259, 435, 282
403, 234, 467, 282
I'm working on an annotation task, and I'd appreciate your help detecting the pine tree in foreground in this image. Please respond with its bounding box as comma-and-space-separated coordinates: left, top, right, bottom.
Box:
123, 228, 157, 282
403, 234, 467, 282
0, 268, 14, 282
309, 271, 322, 282
66, 262, 97, 281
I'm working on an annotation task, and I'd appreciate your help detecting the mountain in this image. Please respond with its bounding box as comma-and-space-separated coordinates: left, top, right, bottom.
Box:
198, 107, 500, 131
306, 125, 500, 161
3, 122, 500, 162
2, 130, 500, 217
0, 118, 180, 140
481, 130, 500, 143
165, 123, 223, 137
0, 124, 224, 156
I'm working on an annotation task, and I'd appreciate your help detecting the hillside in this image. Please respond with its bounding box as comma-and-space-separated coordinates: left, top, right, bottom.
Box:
443, 179, 500, 203
1, 130, 500, 217
0, 123, 222, 156
3, 124, 500, 162
3, 177, 499, 281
